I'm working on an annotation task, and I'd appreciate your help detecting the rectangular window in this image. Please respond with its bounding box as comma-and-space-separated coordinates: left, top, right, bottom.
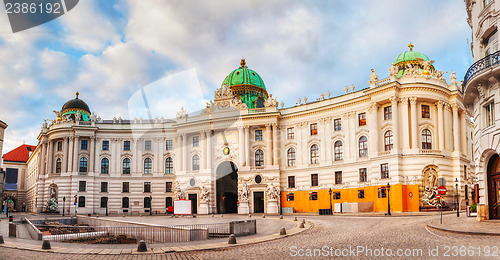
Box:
464, 165, 468, 180
78, 196, 85, 208
124, 141, 131, 151
311, 174, 318, 187
310, 123, 318, 135
359, 168, 367, 182
166, 140, 173, 150
166, 182, 173, 192
358, 190, 365, 199
100, 197, 108, 208
378, 187, 387, 198
102, 140, 109, 151
421, 105, 430, 118
193, 136, 200, 147
145, 140, 152, 151
381, 163, 389, 179
57, 141, 63, 152
358, 113, 366, 126
335, 171, 342, 185
144, 182, 151, 193
255, 130, 263, 141
465, 185, 469, 200
287, 128, 295, 139
122, 182, 130, 193
101, 182, 108, 193
80, 140, 88, 150
485, 102, 495, 127
79, 181, 86, 192
288, 176, 295, 188
334, 118, 342, 131
384, 106, 392, 120
333, 192, 341, 200
287, 193, 294, 201
309, 191, 318, 201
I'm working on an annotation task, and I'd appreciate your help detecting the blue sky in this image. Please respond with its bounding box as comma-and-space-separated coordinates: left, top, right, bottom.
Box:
0, 0, 471, 154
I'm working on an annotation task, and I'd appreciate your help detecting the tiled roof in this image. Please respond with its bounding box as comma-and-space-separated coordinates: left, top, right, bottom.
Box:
3, 144, 36, 163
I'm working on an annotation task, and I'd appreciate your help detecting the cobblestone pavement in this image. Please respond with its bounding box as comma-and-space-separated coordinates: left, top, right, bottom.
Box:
2, 214, 500, 259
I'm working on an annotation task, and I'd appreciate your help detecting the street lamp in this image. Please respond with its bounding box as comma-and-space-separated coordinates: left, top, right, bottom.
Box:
385, 183, 391, 216
63, 196, 66, 216
455, 178, 460, 217
328, 188, 333, 214
149, 195, 152, 215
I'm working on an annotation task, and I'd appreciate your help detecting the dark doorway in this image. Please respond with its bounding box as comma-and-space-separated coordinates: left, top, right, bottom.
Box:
216, 161, 238, 214
487, 154, 500, 219
254, 191, 264, 213
189, 194, 198, 214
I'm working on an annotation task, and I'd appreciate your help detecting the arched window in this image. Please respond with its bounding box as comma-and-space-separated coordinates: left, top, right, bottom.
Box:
334, 141, 343, 161
144, 197, 152, 209
255, 149, 264, 167
79, 157, 88, 172
123, 158, 131, 174
192, 155, 200, 170
55, 158, 62, 173
384, 130, 393, 151
287, 148, 296, 166
122, 197, 129, 208
359, 136, 368, 157
144, 158, 152, 174
166, 197, 173, 208
310, 144, 319, 164
78, 196, 85, 207
165, 157, 173, 174
422, 129, 432, 149
255, 97, 265, 108
101, 158, 109, 174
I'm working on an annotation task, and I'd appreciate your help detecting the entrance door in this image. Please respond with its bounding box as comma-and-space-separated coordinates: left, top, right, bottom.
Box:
487, 154, 500, 219
188, 194, 198, 214
254, 191, 264, 213
216, 161, 238, 214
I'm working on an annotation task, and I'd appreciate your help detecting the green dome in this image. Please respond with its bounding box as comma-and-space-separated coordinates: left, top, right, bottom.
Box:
394, 43, 430, 65
222, 59, 266, 90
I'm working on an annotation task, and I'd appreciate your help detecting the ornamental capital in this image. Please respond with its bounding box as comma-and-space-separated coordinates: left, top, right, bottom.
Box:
400, 97, 408, 105
451, 103, 459, 111
389, 96, 399, 104
409, 97, 417, 105
435, 100, 445, 108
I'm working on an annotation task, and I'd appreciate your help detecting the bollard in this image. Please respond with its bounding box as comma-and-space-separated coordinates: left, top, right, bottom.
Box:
87, 214, 91, 217
221, 214, 223, 217
0, 234, 4, 244
262, 215, 265, 218
280, 228, 287, 235
123, 215, 126, 218
9, 216, 13, 222
211, 214, 214, 217
299, 222, 305, 228
228, 234, 237, 244
42, 240, 51, 250
96, 215, 99, 218
280, 215, 283, 219
8, 223, 16, 237
248, 214, 251, 218
137, 240, 147, 252
294, 217, 297, 221
302, 219, 305, 224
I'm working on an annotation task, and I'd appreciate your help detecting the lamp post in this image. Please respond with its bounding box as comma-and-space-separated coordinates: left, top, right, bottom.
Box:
328, 188, 332, 214
455, 178, 460, 217
105, 197, 108, 216
0, 168, 5, 217
63, 196, 66, 216
385, 183, 391, 216
149, 195, 152, 216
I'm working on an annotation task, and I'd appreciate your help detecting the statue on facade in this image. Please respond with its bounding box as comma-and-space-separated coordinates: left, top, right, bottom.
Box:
433, 70, 445, 81
280, 101, 284, 109
75, 111, 81, 122
200, 186, 210, 203
350, 84, 355, 92
53, 110, 62, 120
320, 92, 324, 100
176, 107, 188, 119
369, 69, 379, 85
44, 198, 58, 212
266, 183, 279, 200
388, 63, 398, 78
174, 183, 185, 200
421, 168, 439, 206
303, 96, 307, 104
238, 183, 250, 202
49, 186, 57, 202
326, 91, 331, 98
296, 98, 301, 106
449, 70, 457, 86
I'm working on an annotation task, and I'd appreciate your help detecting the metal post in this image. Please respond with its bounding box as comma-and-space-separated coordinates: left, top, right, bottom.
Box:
455, 178, 460, 217
105, 197, 108, 216
329, 188, 332, 214
63, 196, 66, 216
149, 195, 152, 216
385, 183, 391, 216
440, 197, 443, 224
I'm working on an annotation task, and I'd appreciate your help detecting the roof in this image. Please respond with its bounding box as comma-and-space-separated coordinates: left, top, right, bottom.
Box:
394, 43, 430, 65
3, 144, 36, 163
62, 92, 90, 113
0, 119, 7, 128
222, 59, 266, 90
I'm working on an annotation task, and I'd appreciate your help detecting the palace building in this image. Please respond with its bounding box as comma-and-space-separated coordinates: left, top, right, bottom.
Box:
14, 46, 473, 215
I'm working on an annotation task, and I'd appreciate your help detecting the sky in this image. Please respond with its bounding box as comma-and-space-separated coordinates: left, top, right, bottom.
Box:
0, 0, 472, 154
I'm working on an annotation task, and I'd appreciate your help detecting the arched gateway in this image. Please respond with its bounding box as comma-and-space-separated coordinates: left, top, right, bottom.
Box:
487, 154, 500, 219
216, 161, 238, 214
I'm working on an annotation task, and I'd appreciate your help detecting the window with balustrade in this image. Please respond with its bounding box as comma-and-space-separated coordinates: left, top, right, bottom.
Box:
255, 149, 264, 166
384, 131, 393, 151
287, 148, 296, 166
421, 129, 432, 149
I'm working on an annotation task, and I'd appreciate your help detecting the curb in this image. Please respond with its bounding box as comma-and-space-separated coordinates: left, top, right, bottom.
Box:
426, 222, 500, 236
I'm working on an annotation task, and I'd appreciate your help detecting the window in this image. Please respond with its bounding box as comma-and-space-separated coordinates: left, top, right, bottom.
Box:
79, 181, 86, 192
311, 173, 318, 186
144, 182, 151, 192
384, 131, 393, 151
288, 176, 295, 188
166, 182, 173, 192
333, 192, 341, 200
124, 141, 131, 151
255, 175, 262, 183
193, 136, 199, 147
287, 193, 294, 201
123, 158, 131, 174
57, 141, 63, 151
464, 165, 468, 180
101, 182, 108, 193
101, 158, 109, 174
358, 190, 365, 199
421, 129, 432, 149
334, 118, 342, 131
378, 187, 387, 198
485, 102, 495, 127
484, 29, 498, 56
421, 105, 430, 118
78, 196, 85, 207
381, 163, 389, 179
335, 171, 342, 184
122, 197, 129, 208
287, 148, 296, 166
80, 140, 88, 150
309, 191, 318, 200
255, 130, 263, 141
310, 144, 319, 164
310, 123, 318, 135
192, 155, 200, 170
359, 168, 367, 182
100, 197, 108, 208
359, 113, 366, 126
144, 197, 152, 209
166, 197, 173, 208
144, 158, 152, 174
384, 106, 392, 120
122, 182, 130, 193
465, 185, 469, 200
287, 127, 295, 139
145, 140, 152, 151
102, 140, 109, 151
255, 149, 264, 167
334, 141, 343, 161
79, 157, 88, 172
165, 157, 173, 174
256, 97, 265, 108
55, 158, 62, 173
166, 140, 173, 150
359, 136, 368, 157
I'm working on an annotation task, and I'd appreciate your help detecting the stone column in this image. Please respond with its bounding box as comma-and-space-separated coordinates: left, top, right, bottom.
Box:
238, 126, 245, 167
94, 138, 100, 174
320, 119, 326, 163
73, 136, 79, 172
390, 96, 399, 153
182, 134, 188, 171
40, 141, 46, 175
445, 104, 452, 150
400, 98, 410, 150
272, 123, 278, 166
89, 137, 95, 173
368, 103, 379, 157
452, 103, 460, 153
436, 101, 445, 150
302, 122, 308, 164
409, 97, 418, 150
325, 117, 333, 163
201, 131, 207, 170
157, 138, 163, 174
342, 113, 350, 159
47, 141, 53, 174
67, 137, 74, 173
348, 112, 356, 159
207, 131, 212, 170
461, 111, 468, 155
295, 123, 303, 165
265, 124, 272, 166
63, 137, 69, 172
176, 135, 182, 171
244, 126, 250, 166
